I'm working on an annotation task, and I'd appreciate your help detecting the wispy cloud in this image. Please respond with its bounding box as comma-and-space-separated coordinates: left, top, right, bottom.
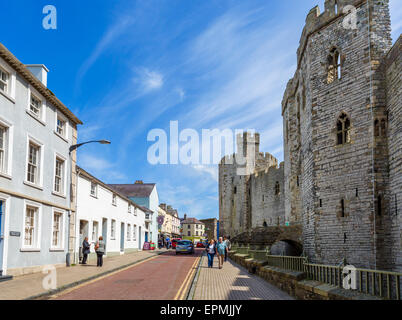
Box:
390, 0, 402, 42
133, 68, 164, 93
78, 153, 114, 171
75, 16, 134, 90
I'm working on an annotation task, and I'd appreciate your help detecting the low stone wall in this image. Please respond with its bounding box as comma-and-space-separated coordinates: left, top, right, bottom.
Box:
229, 251, 382, 300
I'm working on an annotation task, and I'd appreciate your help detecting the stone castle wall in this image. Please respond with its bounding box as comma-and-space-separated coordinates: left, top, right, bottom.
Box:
385, 35, 402, 272
219, 133, 285, 238
220, 0, 401, 272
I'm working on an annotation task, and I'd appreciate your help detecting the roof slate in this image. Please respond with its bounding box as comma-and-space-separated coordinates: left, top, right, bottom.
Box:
108, 184, 156, 198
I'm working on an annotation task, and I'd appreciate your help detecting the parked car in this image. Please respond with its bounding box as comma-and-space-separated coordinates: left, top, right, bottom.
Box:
171, 238, 182, 249
196, 242, 205, 248
176, 240, 194, 255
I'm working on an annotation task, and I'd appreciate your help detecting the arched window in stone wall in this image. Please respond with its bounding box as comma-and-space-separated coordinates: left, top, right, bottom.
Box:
327, 48, 341, 84
337, 113, 351, 145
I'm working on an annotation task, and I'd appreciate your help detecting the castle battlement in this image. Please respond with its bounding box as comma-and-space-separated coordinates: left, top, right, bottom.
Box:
282, 0, 367, 114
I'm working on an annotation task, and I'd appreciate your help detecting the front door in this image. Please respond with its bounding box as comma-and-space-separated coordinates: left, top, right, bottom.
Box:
138, 226, 142, 249
102, 218, 107, 252
0, 200, 4, 275
120, 223, 124, 252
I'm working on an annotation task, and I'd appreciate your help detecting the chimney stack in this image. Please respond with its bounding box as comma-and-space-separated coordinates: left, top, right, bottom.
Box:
135, 180, 143, 184
184, 213, 187, 220
25, 64, 49, 87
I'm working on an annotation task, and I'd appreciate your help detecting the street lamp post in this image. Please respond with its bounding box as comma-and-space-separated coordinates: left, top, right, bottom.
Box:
66, 139, 111, 266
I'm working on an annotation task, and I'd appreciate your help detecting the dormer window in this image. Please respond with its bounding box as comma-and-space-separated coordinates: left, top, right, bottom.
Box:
327, 48, 341, 84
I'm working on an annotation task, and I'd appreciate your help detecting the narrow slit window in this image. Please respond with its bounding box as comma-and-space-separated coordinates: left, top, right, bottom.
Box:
341, 199, 345, 217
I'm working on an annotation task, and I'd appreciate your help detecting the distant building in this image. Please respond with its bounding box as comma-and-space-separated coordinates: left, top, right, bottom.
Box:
181, 214, 205, 243
159, 204, 180, 239
200, 218, 218, 240
108, 181, 159, 244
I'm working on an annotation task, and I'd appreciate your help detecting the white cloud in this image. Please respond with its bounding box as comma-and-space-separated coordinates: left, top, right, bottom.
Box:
134, 68, 164, 93
78, 153, 114, 172
192, 165, 219, 182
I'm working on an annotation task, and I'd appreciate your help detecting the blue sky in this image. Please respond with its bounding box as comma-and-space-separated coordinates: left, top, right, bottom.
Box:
2, 0, 401, 220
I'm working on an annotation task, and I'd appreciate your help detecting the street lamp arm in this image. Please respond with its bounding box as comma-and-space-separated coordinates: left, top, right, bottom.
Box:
69, 140, 111, 154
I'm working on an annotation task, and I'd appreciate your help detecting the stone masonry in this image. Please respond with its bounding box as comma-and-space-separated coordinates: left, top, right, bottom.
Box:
220, 0, 401, 272
219, 132, 285, 238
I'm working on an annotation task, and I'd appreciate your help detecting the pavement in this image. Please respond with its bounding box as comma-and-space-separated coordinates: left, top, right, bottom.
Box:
0, 249, 165, 300
191, 254, 294, 300
52, 249, 202, 300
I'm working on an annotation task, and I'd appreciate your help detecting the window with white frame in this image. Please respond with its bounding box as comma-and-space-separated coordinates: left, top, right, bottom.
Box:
90, 182, 97, 197
92, 221, 99, 242
52, 211, 63, 248
54, 157, 65, 194
30, 94, 42, 118
112, 193, 117, 206
56, 114, 67, 138
24, 205, 38, 248
134, 207, 137, 216
0, 125, 8, 173
27, 141, 40, 184
111, 219, 116, 239
127, 224, 131, 241
0, 67, 9, 94
133, 225, 137, 241
128, 203, 132, 213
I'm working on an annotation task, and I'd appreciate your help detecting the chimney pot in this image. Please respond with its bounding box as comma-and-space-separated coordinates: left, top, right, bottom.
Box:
135, 180, 143, 184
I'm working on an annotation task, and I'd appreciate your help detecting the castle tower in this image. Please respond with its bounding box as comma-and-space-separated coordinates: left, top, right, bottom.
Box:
282, 0, 394, 269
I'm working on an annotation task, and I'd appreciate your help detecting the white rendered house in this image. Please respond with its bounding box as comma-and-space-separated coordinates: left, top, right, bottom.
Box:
75, 167, 151, 262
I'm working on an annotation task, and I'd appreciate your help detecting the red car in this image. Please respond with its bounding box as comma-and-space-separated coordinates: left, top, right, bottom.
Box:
171, 238, 182, 249
196, 242, 206, 248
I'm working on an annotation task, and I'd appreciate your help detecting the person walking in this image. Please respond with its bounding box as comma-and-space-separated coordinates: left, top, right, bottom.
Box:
81, 237, 90, 265
224, 236, 231, 262
216, 237, 227, 269
205, 239, 217, 268
95, 236, 106, 267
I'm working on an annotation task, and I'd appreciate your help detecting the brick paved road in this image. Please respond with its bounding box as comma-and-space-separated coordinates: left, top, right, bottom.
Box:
192, 255, 294, 300
0, 250, 161, 300
53, 249, 202, 300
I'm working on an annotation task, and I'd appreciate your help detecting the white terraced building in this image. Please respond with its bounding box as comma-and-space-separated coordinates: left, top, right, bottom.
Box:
75, 167, 151, 262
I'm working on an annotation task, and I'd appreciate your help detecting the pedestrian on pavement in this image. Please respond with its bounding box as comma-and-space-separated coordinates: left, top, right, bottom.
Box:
205, 239, 217, 268
224, 236, 231, 262
81, 237, 90, 265
216, 237, 228, 269
95, 236, 106, 267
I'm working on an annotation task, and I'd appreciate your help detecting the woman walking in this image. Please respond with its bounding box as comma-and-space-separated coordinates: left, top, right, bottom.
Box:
206, 239, 217, 268
95, 236, 106, 267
